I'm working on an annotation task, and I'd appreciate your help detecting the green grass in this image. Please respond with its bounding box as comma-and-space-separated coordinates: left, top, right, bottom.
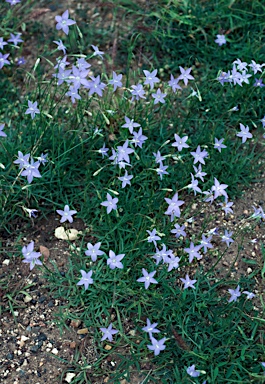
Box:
1, 0, 265, 383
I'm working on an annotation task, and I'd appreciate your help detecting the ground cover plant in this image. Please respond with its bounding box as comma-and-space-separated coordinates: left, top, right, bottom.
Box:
1, 0, 265, 383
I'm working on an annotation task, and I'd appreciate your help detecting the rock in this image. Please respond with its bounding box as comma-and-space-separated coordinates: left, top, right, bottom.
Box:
55, 227, 81, 241
65, 372, 76, 383
77, 328, 88, 335
70, 319, 81, 328
24, 295, 32, 303
35, 333, 47, 342
39, 245, 50, 261
51, 348, 58, 355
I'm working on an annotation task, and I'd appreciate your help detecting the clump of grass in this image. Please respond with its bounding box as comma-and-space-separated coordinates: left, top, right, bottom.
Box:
1, 1, 265, 383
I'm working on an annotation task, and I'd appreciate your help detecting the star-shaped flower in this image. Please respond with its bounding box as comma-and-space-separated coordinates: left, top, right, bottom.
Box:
101, 193, 118, 214
142, 318, 160, 338
56, 205, 77, 223
236, 123, 252, 143
228, 285, 241, 302
137, 269, 158, 289
55, 10, 76, 35
180, 274, 197, 289
178, 66, 194, 85
100, 323, 119, 342
25, 100, 40, 119
143, 69, 160, 89
85, 242, 104, 262
76, 270, 93, 290
107, 250, 125, 270
147, 336, 166, 356
184, 242, 202, 263
0, 123, 7, 137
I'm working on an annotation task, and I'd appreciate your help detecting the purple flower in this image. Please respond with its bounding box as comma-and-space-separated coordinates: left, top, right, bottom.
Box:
36, 153, 48, 165
172, 134, 189, 151
53, 40, 67, 54
53, 67, 72, 85
137, 268, 158, 289
55, 10, 76, 35
168, 74, 182, 92
260, 116, 265, 128
100, 323, 118, 342
156, 162, 169, 180
130, 83, 146, 101
122, 116, 141, 134
214, 138, 227, 152
215, 34, 226, 46
98, 143, 109, 158
118, 170, 133, 188
240, 70, 252, 84
152, 244, 173, 265
8, 33, 23, 46
147, 336, 166, 356
0, 53, 10, 69
233, 59, 248, 71
153, 150, 165, 163
91, 45, 104, 59
252, 205, 265, 220
0, 38, 8, 50
146, 228, 161, 246
66, 85, 81, 104
190, 145, 208, 165
69, 66, 90, 88
76, 57, 91, 70
178, 66, 194, 85
22, 241, 42, 270
152, 88, 167, 104
187, 173, 202, 195
184, 242, 202, 263
54, 56, 70, 70
6, 0, 21, 5
109, 71, 123, 92
242, 291, 255, 299
21, 159, 42, 184
237, 123, 252, 143
14, 151, 30, 169
231, 65, 243, 86
217, 71, 230, 86
76, 270, 93, 290
86, 75, 106, 97
17, 56, 26, 66
218, 198, 234, 215
164, 192, 185, 221
142, 318, 160, 338
0, 123, 7, 137
200, 234, 213, 253
187, 364, 200, 377
249, 60, 263, 74
101, 193, 118, 214
228, 285, 241, 302
193, 164, 207, 182
117, 140, 134, 163
221, 230, 234, 247
143, 69, 160, 89
85, 242, 104, 262
211, 177, 228, 200
171, 223, 187, 238
56, 205, 77, 223
107, 250, 125, 270
180, 274, 197, 289
167, 255, 180, 272
253, 78, 265, 87
25, 100, 40, 119
131, 128, 148, 148
24, 208, 38, 218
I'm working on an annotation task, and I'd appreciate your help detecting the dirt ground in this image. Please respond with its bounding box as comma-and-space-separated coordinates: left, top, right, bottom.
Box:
1, 179, 265, 384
